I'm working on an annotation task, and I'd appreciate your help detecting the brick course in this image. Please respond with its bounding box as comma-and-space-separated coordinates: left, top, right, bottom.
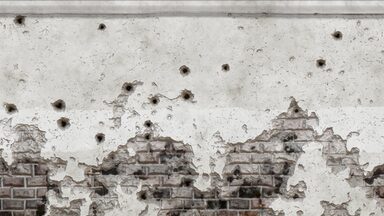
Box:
0, 161, 49, 215
3, 99, 384, 215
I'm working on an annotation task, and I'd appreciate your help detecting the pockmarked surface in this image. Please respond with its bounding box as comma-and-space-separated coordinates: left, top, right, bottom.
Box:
1, 15, 384, 215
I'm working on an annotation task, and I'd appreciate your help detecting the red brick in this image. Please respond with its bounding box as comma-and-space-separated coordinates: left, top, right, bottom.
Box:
0, 188, 11, 198
227, 153, 252, 164
216, 211, 238, 216
184, 199, 206, 209
14, 211, 36, 216
161, 200, 184, 209
147, 165, 170, 175
36, 188, 47, 197
26, 200, 39, 209
172, 187, 193, 198
13, 188, 35, 198
3, 177, 24, 187
137, 152, 159, 164
140, 176, 162, 186
148, 141, 167, 151
11, 164, 32, 175
3, 200, 25, 210
162, 176, 182, 187
197, 211, 216, 216
229, 199, 250, 209
239, 210, 261, 216
26, 176, 47, 186
251, 198, 274, 209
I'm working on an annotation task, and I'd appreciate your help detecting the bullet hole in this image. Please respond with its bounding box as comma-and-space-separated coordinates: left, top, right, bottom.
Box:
95, 133, 105, 143
51, 99, 66, 111
233, 166, 241, 178
98, 23, 106, 31
239, 187, 261, 198
284, 145, 295, 153
144, 133, 151, 140
226, 176, 234, 183
133, 169, 145, 176
294, 108, 299, 113
182, 93, 191, 100
152, 189, 171, 199
332, 31, 343, 40
4, 103, 17, 114
94, 182, 109, 196
144, 120, 152, 128
179, 65, 190, 76
101, 165, 118, 175
122, 82, 134, 93
149, 96, 159, 105
180, 178, 193, 187
282, 133, 298, 142
138, 191, 147, 200
57, 117, 70, 129
316, 59, 326, 68
14, 15, 25, 25
180, 90, 194, 101
221, 64, 230, 72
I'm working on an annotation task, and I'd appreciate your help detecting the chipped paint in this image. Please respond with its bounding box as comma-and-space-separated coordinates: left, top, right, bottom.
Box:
0, 15, 384, 215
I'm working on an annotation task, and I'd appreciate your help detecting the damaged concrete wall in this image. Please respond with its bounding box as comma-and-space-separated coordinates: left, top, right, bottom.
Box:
1, 15, 384, 216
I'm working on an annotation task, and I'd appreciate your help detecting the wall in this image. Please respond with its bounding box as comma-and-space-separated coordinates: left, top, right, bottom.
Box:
0, 14, 384, 215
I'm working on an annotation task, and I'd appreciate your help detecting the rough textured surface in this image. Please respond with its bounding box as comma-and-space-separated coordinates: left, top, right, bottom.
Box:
1, 15, 384, 215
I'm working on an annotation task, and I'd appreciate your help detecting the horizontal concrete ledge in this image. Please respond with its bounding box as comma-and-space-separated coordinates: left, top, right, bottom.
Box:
1, 1, 384, 15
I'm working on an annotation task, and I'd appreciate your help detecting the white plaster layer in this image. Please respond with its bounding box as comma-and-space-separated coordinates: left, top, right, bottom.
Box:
0, 16, 384, 215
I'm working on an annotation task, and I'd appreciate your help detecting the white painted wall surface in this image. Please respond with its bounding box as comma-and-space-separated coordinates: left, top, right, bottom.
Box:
0, 15, 384, 215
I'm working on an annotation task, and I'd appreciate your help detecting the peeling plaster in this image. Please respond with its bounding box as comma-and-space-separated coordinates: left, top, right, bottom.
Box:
270, 143, 383, 215
0, 15, 384, 215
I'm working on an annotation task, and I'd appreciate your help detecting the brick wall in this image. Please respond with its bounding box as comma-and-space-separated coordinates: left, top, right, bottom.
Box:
83, 100, 319, 216
0, 160, 48, 216
3, 99, 384, 215
0, 124, 51, 216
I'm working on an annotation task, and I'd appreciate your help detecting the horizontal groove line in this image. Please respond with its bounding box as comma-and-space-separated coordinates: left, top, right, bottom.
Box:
0, 1, 384, 15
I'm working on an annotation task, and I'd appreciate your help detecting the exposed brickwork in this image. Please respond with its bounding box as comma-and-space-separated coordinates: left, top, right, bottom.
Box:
217, 99, 316, 215
3, 99, 384, 215
79, 99, 318, 215
83, 136, 197, 215
0, 124, 60, 216
363, 164, 384, 202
